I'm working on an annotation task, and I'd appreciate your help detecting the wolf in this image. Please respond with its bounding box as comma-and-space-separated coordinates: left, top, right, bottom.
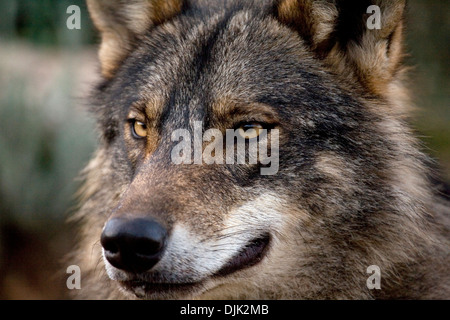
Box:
69, 0, 450, 299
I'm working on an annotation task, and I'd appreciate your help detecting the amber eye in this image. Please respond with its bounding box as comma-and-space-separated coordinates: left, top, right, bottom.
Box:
237, 123, 264, 139
131, 120, 148, 139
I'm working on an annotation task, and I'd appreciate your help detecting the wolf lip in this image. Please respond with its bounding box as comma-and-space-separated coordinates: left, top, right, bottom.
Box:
214, 234, 271, 277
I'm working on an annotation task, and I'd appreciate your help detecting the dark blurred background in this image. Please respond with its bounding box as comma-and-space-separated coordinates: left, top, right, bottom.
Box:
0, 0, 448, 299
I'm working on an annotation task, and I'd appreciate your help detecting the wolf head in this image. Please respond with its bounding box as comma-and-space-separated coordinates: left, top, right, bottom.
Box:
74, 0, 448, 299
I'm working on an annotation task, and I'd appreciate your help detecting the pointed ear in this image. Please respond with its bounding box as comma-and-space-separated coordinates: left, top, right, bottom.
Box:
87, 0, 184, 78
274, 0, 407, 95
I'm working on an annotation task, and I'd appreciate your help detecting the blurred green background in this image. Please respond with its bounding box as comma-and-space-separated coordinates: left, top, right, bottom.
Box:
0, 0, 448, 299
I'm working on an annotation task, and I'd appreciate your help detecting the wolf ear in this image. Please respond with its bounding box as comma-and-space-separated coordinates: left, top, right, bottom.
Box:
274, 0, 406, 95
87, 0, 184, 78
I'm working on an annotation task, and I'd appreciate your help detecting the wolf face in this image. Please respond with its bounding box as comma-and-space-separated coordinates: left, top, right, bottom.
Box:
73, 0, 449, 299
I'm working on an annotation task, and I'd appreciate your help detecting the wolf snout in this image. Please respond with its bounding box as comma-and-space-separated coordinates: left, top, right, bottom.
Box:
101, 217, 167, 273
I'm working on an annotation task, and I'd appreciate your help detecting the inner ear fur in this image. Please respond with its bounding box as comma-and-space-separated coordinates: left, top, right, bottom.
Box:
274, 0, 407, 95
87, 0, 184, 78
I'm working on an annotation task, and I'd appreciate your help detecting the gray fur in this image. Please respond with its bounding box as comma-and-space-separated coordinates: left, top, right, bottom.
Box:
69, 0, 450, 299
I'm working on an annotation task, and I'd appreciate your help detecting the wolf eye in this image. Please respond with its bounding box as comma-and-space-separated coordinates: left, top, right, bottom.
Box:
238, 123, 264, 139
131, 120, 148, 139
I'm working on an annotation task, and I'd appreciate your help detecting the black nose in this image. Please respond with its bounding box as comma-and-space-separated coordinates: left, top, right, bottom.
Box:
101, 217, 167, 273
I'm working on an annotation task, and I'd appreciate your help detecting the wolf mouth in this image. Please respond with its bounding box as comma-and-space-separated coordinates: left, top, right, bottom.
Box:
120, 234, 271, 298
214, 233, 271, 277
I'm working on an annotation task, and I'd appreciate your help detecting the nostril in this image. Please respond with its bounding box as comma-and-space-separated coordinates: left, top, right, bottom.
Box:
100, 217, 167, 273
134, 240, 163, 257
101, 239, 119, 254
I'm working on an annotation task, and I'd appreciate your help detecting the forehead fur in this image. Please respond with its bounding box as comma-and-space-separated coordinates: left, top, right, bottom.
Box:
92, 2, 360, 129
